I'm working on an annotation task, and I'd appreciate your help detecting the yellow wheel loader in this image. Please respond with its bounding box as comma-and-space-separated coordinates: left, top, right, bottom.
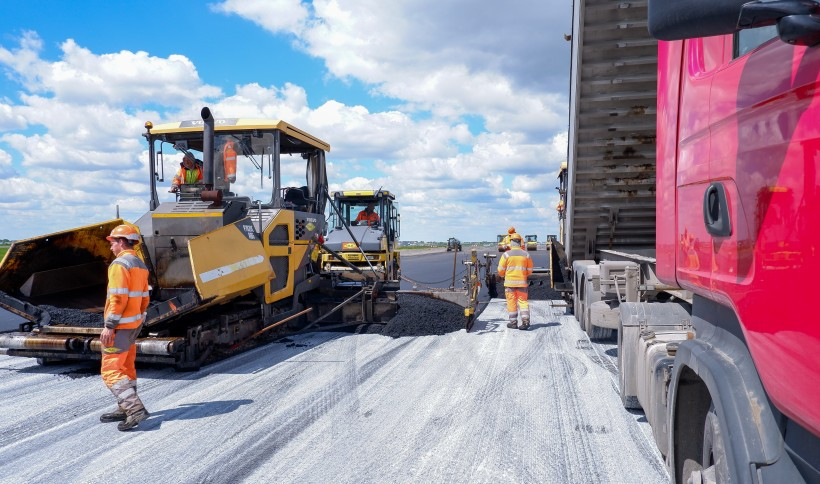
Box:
0, 108, 396, 370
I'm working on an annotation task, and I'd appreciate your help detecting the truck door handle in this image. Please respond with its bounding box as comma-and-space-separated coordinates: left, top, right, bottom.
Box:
703, 182, 732, 237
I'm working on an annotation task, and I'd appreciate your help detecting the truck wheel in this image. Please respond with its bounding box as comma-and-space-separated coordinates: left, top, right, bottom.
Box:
682, 403, 728, 484
700, 404, 728, 483
488, 274, 499, 298
586, 309, 614, 340
617, 326, 640, 409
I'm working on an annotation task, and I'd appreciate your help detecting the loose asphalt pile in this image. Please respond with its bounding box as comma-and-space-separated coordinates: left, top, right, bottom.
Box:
371, 294, 466, 337
39, 305, 104, 328
373, 279, 563, 338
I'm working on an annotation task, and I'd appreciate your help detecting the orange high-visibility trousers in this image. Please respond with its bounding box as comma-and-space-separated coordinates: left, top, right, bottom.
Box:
504, 287, 529, 323
101, 327, 140, 388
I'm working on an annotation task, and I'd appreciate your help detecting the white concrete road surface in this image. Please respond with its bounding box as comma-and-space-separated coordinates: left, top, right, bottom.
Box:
0, 301, 669, 483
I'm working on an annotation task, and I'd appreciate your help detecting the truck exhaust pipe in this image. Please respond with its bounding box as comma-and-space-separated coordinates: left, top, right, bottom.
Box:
201, 107, 215, 188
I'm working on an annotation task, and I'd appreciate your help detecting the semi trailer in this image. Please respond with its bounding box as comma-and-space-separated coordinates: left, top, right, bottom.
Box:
555, 0, 820, 482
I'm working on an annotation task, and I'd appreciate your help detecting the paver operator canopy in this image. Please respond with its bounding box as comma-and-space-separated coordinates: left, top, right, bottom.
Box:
146, 113, 330, 212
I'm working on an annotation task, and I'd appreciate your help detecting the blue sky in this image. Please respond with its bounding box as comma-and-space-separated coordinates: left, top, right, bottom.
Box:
0, 0, 570, 241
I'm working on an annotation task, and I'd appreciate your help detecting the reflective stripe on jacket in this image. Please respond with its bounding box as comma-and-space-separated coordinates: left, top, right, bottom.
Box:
104, 250, 150, 330
497, 248, 533, 287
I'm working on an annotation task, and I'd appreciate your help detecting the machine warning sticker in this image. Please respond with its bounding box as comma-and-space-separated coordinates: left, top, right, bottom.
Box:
235, 220, 260, 241
199, 255, 265, 283
306, 222, 315, 232
342, 242, 357, 250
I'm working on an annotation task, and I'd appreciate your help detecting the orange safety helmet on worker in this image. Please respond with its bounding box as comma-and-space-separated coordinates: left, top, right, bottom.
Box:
497, 233, 533, 329
170, 153, 203, 191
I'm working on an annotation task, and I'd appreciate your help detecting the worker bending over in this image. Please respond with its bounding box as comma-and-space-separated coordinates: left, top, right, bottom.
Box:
169, 153, 203, 192
99, 225, 151, 431
497, 234, 533, 330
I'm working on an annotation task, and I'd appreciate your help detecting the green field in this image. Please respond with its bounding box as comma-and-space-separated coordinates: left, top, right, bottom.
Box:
0, 246, 8, 259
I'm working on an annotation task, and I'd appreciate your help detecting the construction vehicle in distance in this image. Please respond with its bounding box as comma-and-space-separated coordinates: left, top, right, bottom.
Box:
496, 234, 506, 252
524, 235, 538, 251
0, 108, 397, 370
320, 190, 400, 292
558, 1, 819, 482
446, 237, 462, 252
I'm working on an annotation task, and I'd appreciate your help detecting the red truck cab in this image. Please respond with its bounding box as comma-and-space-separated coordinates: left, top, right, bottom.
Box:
652, 1, 820, 482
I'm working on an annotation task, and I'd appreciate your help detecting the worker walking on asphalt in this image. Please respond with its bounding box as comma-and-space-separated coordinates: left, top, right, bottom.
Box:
99, 224, 151, 431
497, 234, 533, 330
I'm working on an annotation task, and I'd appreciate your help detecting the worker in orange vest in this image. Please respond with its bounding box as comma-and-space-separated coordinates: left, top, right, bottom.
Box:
169, 153, 203, 192
497, 233, 534, 330
99, 224, 151, 431
353, 202, 380, 226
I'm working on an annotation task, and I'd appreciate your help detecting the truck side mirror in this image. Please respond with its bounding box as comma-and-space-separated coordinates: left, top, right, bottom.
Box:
648, 0, 749, 40
650, 0, 820, 47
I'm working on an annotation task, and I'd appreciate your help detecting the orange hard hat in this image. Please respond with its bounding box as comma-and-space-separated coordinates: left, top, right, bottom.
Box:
507, 226, 516, 234
106, 224, 141, 243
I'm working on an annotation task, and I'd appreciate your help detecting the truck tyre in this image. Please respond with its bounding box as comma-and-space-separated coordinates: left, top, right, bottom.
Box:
488, 274, 499, 298
582, 276, 602, 335
572, 260, 596, 330
700, 403, 728, 483
617, 325, 640, 409
682, 403, 728, 484
585, 308, 614, 340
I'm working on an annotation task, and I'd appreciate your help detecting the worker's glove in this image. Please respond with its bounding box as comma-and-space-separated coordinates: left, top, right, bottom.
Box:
169, 185, 179, 193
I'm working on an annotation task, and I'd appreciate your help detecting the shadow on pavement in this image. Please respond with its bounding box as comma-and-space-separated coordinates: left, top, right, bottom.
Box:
135, 399, 253, 431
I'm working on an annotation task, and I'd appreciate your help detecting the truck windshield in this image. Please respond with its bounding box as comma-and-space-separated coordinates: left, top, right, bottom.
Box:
332, 199, 382, 228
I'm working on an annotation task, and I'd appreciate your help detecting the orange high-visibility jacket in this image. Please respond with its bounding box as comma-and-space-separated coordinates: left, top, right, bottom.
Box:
172, 164, 203, 187
104, 250, 150, 330
355, 210, 380, 225
497, 247, 533, 287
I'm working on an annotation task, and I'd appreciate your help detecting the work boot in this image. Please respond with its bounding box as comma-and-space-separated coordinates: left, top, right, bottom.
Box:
100, 406, 127, 423
117, 408, 150, 432
506, 321, 518, 329
519, 319, 530, 330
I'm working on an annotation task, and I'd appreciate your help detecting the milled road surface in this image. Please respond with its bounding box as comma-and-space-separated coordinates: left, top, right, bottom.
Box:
0, 299, 668, 483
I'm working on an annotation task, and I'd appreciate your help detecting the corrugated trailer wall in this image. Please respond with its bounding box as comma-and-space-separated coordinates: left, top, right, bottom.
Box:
565, 0, 658, 264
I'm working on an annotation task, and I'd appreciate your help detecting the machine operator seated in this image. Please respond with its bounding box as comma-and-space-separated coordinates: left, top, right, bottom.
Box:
352, 202, 380, 227
169, 153, 204, 193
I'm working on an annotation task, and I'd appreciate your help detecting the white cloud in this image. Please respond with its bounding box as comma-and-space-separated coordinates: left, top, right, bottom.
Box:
215, 0, 570, 141
0, 149, 16, 177
0, 32, 221, 107
211, 0, 310, 35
